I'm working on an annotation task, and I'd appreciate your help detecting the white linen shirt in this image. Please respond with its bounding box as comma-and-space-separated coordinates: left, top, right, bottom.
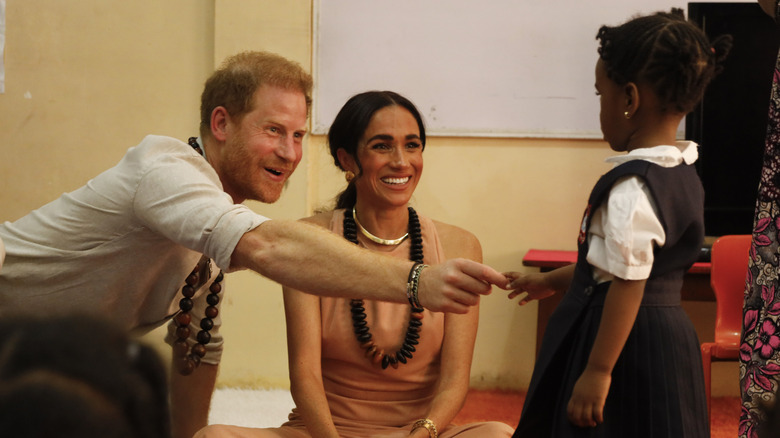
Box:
0, 135, 269, 363
587, 141, 699, 283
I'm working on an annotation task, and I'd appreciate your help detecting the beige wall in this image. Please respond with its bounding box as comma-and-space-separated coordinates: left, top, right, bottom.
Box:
0, 0, 738, 395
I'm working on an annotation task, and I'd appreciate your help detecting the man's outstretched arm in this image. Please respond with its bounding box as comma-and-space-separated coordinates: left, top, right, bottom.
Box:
230, 219, 508, 313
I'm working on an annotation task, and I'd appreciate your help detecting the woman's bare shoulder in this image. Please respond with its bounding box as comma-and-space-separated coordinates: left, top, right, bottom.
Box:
430, 219, 482, 262
300, 210, 336, 228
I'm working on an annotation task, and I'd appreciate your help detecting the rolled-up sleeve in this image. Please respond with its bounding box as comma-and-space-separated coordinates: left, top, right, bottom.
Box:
131, 142, 268, 271
128, 138, 268, 365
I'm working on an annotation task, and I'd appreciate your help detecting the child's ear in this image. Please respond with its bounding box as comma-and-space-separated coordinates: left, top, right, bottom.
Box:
623, 82, 640, 119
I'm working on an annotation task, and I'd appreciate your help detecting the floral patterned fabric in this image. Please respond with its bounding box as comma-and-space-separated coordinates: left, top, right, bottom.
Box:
740, 9, 780, 436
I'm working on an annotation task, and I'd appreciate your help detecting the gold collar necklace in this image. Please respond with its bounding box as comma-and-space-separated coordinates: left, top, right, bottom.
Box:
352, 207, 409, 246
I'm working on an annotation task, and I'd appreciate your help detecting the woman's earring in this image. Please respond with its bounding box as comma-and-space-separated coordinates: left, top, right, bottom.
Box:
345, 171, 355, 183
624, 111, 632, 120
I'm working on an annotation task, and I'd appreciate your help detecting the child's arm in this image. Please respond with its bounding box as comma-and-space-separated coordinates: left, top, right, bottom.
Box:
505, 264, 576, 305
566, 276, 646, 428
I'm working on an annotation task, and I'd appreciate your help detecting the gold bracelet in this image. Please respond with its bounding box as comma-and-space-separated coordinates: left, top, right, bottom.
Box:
411, 418, 438, 438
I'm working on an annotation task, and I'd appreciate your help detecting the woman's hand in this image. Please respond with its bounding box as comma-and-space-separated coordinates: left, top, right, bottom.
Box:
566, 367, 611, 428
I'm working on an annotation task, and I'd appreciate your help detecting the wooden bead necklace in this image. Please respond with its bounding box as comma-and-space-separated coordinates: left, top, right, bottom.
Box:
343, 206, 424, 370
172, 257, 224, 376
172, 137, 224, 376
187, 136, 204, 156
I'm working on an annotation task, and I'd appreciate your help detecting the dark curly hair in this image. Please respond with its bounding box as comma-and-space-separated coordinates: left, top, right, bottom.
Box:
596, 8, 732, 114
328, 91, 426, 210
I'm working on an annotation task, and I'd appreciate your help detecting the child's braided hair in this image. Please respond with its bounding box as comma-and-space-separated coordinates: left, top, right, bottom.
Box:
597, 8, 732, 114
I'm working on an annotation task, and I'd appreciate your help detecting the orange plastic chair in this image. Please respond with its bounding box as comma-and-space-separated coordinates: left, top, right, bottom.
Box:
701, 234, 752, 421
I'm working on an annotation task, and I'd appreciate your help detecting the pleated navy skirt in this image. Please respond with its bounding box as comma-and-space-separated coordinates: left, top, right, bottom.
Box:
515, 279, 709, 438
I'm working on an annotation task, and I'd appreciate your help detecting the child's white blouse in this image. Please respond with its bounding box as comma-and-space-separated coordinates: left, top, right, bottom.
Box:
587, 141, 699, 284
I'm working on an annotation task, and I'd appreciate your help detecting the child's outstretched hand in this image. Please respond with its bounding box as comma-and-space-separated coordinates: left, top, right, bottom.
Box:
503, 271, 557, 305
566, 367, 611, 428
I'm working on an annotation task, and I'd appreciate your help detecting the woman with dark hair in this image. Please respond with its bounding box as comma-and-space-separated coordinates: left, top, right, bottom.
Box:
195, 91, 513, 438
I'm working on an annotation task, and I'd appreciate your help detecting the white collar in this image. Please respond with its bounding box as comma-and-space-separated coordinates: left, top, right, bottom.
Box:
605, 141, 698, 168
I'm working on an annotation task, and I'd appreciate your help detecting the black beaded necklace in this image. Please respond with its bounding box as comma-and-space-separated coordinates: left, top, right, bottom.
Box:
171, 137, 225, 376
343, 206, 424, 370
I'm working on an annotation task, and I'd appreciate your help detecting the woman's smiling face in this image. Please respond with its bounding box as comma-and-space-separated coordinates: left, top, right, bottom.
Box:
352, 105, 423, 209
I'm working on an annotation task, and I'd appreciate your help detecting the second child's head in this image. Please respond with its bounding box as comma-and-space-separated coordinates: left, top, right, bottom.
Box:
595, 8, 731, 151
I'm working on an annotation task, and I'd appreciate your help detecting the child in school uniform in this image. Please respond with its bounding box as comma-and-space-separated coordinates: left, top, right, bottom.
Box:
505, 9, 732, 438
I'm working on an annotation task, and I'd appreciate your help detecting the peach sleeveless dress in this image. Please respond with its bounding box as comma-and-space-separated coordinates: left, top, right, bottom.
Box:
195, 209, 512, 438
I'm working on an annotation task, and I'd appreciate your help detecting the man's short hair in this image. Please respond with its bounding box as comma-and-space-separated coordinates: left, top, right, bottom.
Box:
199, 51, 313, 138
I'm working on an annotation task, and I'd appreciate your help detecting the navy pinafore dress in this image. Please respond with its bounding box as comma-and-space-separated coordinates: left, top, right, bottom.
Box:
513, 160, 709, 438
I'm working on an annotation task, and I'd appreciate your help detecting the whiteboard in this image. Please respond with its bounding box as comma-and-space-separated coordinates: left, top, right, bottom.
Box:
313, 0, 749, 138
